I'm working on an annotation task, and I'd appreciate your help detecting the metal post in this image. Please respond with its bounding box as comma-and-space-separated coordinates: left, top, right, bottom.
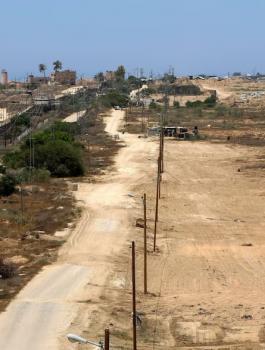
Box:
104, 329, 110, 350
132, 241, 137, 350
143, 194, 147, 294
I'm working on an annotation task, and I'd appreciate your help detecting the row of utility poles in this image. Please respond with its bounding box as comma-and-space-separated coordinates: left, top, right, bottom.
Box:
97, 124, 165, 350
73, 103, 166, 349
131, 124, 165, 350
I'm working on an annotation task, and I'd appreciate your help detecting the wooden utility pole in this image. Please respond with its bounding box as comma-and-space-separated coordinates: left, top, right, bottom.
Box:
20, 184, 24, 225
104, 329, 110, 350
132, 241, 137, 350
161, 128, 164, 174
141, 104, 144, 133
143, 193, 147, 294
153, 156, 160, 252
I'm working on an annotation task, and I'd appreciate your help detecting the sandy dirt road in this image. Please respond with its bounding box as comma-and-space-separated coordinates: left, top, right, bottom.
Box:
0, 110, 158, 350
2, 108, 265, 349
197, 81, 233, 101
63, 110, 86, 123
85, 137, 265, 350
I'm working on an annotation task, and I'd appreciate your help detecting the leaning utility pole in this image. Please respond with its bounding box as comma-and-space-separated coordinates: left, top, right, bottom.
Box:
131, 241, 137, 350
143, 194, 147, 294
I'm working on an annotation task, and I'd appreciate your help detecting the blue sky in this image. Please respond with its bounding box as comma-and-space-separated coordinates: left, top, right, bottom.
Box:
1, 0, 265, 80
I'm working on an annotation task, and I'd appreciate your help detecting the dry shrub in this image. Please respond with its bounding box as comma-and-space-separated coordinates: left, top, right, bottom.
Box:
0, 256, 16, 279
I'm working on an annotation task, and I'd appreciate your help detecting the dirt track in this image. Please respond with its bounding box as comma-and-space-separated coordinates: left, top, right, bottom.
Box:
1, 109, 265, 349
83, 137, 265, 349
0, 110, 158, 350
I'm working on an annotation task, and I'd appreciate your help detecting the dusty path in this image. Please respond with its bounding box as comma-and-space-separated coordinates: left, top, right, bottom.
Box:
198, 81, 233, 101
0, 110, 157, 350
63, 110, 86, 123
87, 138, 265, 350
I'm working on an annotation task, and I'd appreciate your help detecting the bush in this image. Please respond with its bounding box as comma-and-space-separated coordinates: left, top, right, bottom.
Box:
12, 168, 51, 183
149, 101, 161, 111
98, 91, 129, 108
0, 164, 6, 174
216, 105, 226, 116
204, 95, 217, 107
186, 100, 203, 108
186, 95, 217, 108
3, 151, 25, 169
34, 140, 84, 177
140, 87, 156, 97
3, 123, 85, 178
0, 257, 15, 279
0, 174, 16, 196
15, 114, 30, 128
173, 101, 180, 108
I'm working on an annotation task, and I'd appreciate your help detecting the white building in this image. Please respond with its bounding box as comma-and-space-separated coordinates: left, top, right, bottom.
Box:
0, 108, 9, 124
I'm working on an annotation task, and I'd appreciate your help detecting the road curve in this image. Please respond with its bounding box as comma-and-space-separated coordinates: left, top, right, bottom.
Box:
0, 109, 157, 350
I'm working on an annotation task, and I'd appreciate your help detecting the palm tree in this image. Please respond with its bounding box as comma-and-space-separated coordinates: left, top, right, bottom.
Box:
53, 60, 62, 72
39, 64, 47, 77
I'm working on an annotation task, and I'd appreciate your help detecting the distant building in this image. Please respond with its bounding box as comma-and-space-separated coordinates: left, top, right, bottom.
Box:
77, 78, 99, 89
33, 94, 56, 107
52, 70, 76, 85
27, 74, 50, 85
1, 70, 8, 85
0, 108, 9, 124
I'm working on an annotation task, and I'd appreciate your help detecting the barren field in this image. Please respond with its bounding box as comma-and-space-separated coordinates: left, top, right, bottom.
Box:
196, 78, 265, 108
80, 136, 265, 349
1, 107, 265, 350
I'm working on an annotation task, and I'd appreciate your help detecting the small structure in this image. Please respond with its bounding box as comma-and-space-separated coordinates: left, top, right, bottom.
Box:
147, 126, 160, 136
1, 70, 8, 85
163, 126, 177, 137
27, 75, 50, 85
33, 95, 56, 107
148, 126, 191, 140
0, 108, 9, 124
52, 70, 76, 85
176, 127, 189, 139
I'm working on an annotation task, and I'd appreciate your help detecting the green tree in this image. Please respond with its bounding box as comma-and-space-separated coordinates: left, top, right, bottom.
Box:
98, 91, 129, 108
53, 60, 62, 72
94, 72, 105, 82
115, 65, 126, 81
34, 140, 84, 177
0, 174, 16, 196
173, 101, 180, 108
39, 64, 47, 77
204, 95, 217, 107
149, 101, 161, 111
